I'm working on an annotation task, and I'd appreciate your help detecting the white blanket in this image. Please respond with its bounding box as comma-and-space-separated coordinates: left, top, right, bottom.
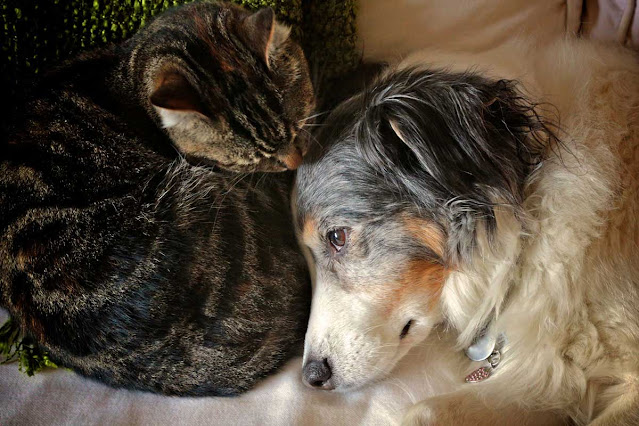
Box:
0, 308, 464, 426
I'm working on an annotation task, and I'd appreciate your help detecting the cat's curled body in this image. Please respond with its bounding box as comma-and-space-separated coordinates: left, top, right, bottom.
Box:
0, 1, 314, 396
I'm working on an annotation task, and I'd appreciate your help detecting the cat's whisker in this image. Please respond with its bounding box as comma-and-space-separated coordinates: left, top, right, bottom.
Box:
298, 111, 327, 124
299, 127, 323, 149
252, 172, 269, 191
210, 172, 250, 231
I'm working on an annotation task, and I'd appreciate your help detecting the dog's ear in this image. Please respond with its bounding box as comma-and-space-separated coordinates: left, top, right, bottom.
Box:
358, 70, 554, 259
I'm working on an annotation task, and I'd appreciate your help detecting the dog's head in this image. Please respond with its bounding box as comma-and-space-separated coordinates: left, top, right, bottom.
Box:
294, 68, 554, 391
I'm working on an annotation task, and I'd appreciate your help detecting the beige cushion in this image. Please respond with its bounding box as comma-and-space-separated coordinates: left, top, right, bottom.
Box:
357, 0, 581, 62
582, 0, 638, 46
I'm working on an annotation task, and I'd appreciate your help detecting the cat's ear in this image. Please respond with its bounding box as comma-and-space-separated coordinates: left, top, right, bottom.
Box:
241, 7, 290, 68
150, 71, 204, 114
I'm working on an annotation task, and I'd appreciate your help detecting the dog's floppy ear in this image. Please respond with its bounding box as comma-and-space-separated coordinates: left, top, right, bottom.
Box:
357, 69, 554, 259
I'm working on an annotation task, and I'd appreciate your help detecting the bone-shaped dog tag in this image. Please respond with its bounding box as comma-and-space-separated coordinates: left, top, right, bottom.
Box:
465, 350, 502, 383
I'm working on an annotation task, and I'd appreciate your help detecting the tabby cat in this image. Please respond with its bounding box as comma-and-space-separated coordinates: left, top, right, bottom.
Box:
0, 1, 314, 396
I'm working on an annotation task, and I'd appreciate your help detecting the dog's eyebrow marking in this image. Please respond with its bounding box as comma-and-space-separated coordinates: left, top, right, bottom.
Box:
302, 217, 318, 244
402, 216, 446, 261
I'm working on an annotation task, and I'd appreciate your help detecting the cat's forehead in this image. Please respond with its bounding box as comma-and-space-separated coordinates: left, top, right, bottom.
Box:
152, 1, 244, 25
143, 3, 274, 74
142, 3, 243, 48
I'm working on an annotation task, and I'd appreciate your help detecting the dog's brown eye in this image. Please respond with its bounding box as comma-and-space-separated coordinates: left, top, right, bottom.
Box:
327, 228, 347, 252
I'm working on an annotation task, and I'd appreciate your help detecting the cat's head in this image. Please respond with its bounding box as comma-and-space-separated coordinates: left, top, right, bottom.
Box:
130, 1, 314, 172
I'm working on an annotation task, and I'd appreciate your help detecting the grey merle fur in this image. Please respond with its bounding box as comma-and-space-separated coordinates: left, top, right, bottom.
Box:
0, 1, 313, 396
296, 67, 556, 264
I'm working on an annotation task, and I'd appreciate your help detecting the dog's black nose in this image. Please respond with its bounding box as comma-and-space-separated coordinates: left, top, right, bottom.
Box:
302, 358, 333, 390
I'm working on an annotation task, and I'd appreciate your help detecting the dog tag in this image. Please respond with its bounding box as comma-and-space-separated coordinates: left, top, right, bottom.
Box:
465, 366, 492, 383
465, 333, 496, 362
465, 349, 502, 383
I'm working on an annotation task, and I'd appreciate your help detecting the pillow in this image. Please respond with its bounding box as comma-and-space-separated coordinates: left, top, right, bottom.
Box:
582, 0, 639, 46
357, 0, 580, 62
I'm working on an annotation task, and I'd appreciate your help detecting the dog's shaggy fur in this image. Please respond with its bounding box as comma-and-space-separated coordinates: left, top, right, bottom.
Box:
294, 37, 639, 425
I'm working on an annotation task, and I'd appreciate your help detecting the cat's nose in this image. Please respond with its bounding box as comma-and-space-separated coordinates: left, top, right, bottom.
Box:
278, 146, 303, 170
302, 358, 334, 390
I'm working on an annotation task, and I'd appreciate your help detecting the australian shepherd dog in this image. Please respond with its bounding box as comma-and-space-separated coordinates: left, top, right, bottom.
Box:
294, 37, 639, 425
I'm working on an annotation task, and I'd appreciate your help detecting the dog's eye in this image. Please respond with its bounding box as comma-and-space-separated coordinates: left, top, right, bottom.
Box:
327, 228, 347, 252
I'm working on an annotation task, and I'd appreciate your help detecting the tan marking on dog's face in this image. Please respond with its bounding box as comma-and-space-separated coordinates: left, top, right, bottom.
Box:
400, 259, 449, 308
370, 259, 448, 315
402, 216, 446, 258
301, 217, 317, 245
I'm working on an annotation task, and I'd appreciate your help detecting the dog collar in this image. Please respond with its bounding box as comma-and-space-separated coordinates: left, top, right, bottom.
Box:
464, 332, 505, 383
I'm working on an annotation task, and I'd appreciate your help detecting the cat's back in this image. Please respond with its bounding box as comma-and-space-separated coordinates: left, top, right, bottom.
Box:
0, 49, 166, 346
1, 48, 168, 238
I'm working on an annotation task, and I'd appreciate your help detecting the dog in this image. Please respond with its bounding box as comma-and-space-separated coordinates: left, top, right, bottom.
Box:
293, 36, 639, 425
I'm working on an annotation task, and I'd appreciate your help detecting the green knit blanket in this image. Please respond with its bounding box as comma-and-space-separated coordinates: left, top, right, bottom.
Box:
1, 0, 359, 96
0, 0, 358, 376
